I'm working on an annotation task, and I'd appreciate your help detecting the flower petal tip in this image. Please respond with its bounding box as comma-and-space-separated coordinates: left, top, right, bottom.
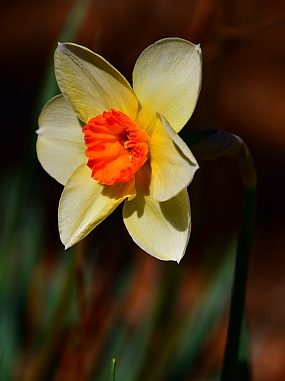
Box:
62, 238, 72, 250
61, 237, 70, 250
195, 44, 202, 54
174, 247, 186, 264
57, 42, 68, 53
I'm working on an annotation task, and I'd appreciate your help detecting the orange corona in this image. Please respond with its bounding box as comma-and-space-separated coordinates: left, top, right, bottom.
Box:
83, 109, 149, 185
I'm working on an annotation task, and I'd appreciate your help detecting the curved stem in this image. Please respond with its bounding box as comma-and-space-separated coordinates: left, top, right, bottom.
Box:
184, 129, 257, 381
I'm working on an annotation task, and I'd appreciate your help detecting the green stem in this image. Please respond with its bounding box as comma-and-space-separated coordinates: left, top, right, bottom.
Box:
220, 184, 256, 381
184, 129, 257, 381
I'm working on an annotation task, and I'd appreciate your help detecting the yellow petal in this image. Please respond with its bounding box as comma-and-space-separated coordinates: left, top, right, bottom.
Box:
149, 114, 199, 202
59, 163, 136, 249
36, 95, 86, 185
133, 38, 202, 134
123, 163, 190, 262
55, 43, 138, 123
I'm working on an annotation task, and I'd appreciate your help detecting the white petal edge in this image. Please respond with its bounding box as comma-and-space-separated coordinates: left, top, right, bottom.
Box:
55, 43, 138, 123
123, 163, 191, 262
149, 114, 199, 202
37, 95, 86, 185
133, 38, 202, 134
59, 163, 136, 249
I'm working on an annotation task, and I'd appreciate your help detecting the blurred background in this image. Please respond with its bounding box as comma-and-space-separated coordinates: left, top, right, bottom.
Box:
1, 0, 285, 380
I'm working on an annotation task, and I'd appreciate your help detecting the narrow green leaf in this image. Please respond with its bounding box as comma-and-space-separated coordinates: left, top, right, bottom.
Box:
235, 318, 251, 381
110, 358, 116, 381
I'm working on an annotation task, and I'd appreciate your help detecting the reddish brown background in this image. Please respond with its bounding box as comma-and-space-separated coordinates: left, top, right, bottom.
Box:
1, 1, 285, 380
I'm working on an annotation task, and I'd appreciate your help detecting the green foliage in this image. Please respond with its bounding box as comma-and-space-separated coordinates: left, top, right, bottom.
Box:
110, 359, 116, 381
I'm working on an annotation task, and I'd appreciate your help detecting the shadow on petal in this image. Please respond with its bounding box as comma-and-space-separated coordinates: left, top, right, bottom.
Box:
123, 162, 151, 218
159, 189, 190, 232
101, 178, 137, 201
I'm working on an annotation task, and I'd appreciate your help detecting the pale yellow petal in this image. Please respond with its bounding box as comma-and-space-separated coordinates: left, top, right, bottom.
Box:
123, 163, 190, 262
59, 163, 136, 249
55, 43, 138, 123
36, 95, 86, 185
149, 114, 199, 202
133, 38, 202, 134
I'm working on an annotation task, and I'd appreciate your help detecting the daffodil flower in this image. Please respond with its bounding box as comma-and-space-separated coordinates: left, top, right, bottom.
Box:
36, 38, 202, 262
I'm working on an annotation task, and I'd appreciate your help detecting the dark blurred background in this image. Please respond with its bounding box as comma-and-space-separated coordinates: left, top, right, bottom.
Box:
1, 1, 285, 381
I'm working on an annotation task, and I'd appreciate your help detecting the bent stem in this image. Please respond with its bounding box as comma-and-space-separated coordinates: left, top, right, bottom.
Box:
184, 129, 257, 381
219, 133, 256, 381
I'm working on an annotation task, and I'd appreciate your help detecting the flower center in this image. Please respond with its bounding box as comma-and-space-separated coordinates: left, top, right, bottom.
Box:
83, 109, 149, 185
